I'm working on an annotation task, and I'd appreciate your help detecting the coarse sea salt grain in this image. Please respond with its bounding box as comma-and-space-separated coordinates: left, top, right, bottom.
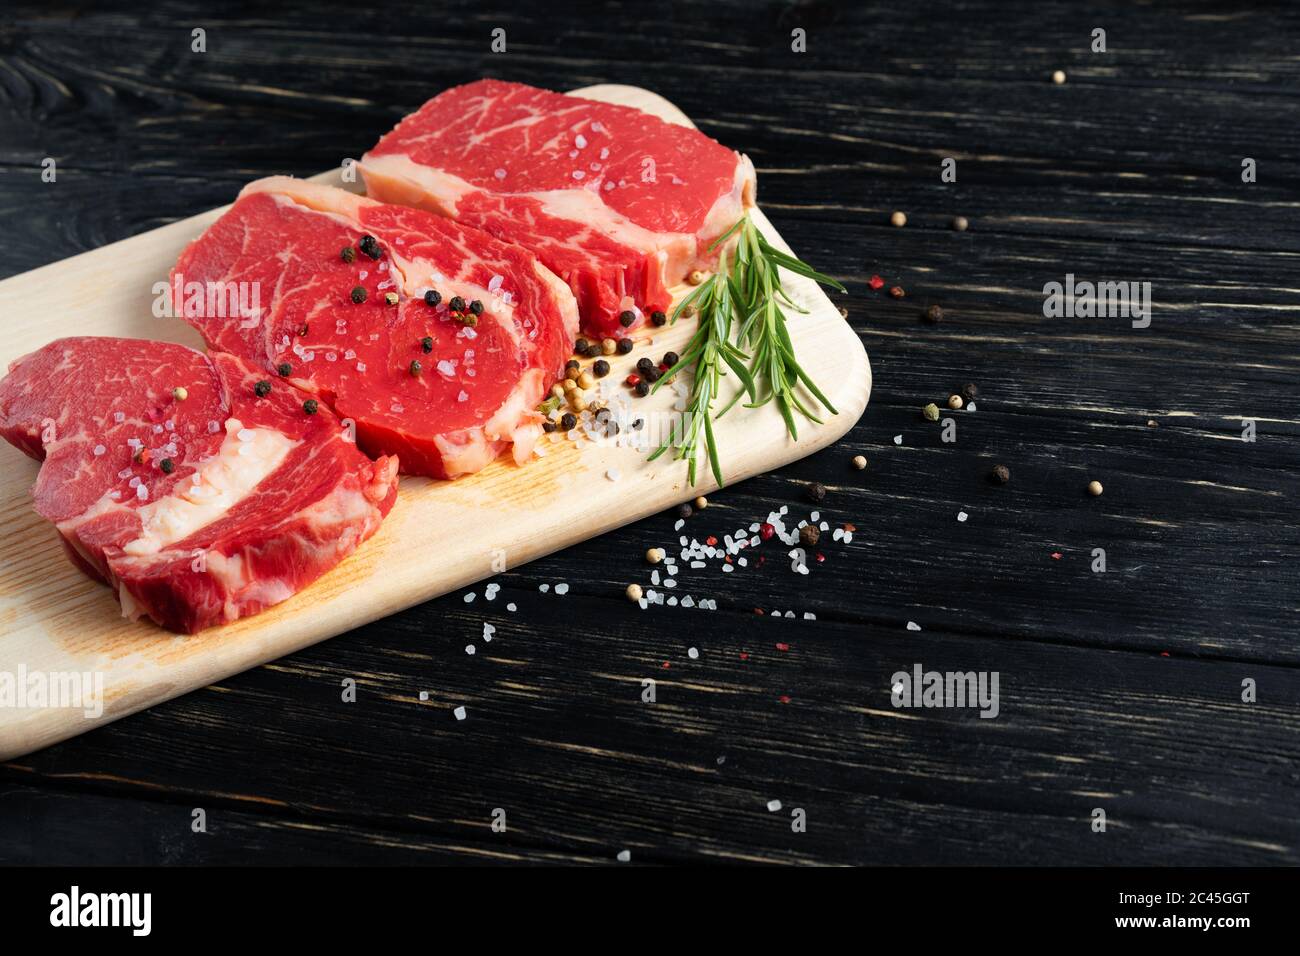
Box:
555, 583, 570, 595
506, 602, 517, 612
688, 647, 699, 659
453, 706, 467, 721
113, 411, 125, 423
485, 583, 500, 601
616, 850, 631, 863
92, 444, 106, 456
419, 691, 429, 701
767, 799, 783, 813
464, 592, 476, 603
483, 623, 496, 642
906, 621, 922, 631
539, 583, 550, 593
893, 435, 903, 445
465, 645, 476, 655
957, 511, 968, 522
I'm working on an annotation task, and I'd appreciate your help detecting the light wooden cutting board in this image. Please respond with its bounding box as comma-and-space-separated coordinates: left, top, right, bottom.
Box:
0, 84, 871, 759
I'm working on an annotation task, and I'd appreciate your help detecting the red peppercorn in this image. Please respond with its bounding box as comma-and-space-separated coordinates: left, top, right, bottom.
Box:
626, 374, 641, 386
869, 275, 884, 290
759, 522, 775, 541
706, 535, 718, 546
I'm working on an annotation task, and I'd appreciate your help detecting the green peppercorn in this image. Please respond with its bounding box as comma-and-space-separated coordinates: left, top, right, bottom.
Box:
409, 360, 422, 376
449, 295, 466, 312
469, 299, 483, 315
616, 338, 633, 355
358, 235, 381, 260
618, 310, 636, 328
460, 313, 478, 328
424, 290, 442, 308
254, 380, 271, 397
159, 458, 175, 474
650, 310, 667, 327
421, 336, 434, 353
340, 246, 355, 263
384, 292, 399, 307
351, 286, 367, 304
277, 362, 292, 377
593, 359, 610, 378
303, 399, 319, 415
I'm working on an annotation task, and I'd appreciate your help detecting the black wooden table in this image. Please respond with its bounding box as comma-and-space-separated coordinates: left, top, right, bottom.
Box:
1, 0, 1297, 866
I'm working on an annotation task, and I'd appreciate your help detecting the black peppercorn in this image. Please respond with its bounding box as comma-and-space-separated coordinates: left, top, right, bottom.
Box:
616, 338, 633, 355
303, 399, 319, 415
634, 381, 650, 397
923, 304, 943, 323
799, 524, 820, 548
449, 295, 466, 313
990, 464, 1010, 484
593, 359, 610, 378
806, 482, 827, 503
351, 286, 367, 304
277, 362, 292, 377
254, 380, 272, 397
542, 421, 556, 433
650, 310, 667, 327
961, 382, 978, 401
636, 357, 654, 374
424, 290, 442, 308
160, 458, 175, 475
565, 359, 580, 372
469, 300, 484, 315
642, 367, 660, 384
618, 310, 636, 328
663, 351, 679, 368
358, 235, 381, 260
632, 418, 644, 430
560, 412, 577, 431
575, 338, 591, 357
677, 503, 693, 519
421, 336, 434, 353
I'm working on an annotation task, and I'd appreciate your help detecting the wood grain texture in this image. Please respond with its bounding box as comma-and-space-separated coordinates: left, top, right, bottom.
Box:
0, 0, 1297, 866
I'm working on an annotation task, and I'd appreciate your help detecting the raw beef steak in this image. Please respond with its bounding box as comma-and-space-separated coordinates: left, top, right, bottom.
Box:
0, 337, 398, 633
361, 80, 756, 339
173, 177, 578, 478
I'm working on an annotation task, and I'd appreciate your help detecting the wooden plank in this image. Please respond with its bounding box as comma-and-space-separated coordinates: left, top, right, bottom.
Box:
0, 84, 871, 759
4, 610, 1296, 865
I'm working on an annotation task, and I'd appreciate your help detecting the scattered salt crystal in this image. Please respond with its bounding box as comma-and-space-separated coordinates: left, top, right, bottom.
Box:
966, 401, 977, 412
92, 444, 106, 456
113, 411, 125, 423
603, 181, 615, 192
616, 850, 631, 863
572, 170, 585, 180
957, 511, 968, 522
356, 362, 367, 373
575, 134, 587, 148
494, 168, 507, 180
118, 468, 132, 479
767, 799, 782, 812
906, 621, 922, 631
674, 519, 684, 531
483, 623, 495, 642
506, 602, 517, 612
453, 705, 467, 721
893, 434, 903, 445
465, 645, 476, 655
555, 583, 570, 595
539, 583, 550, 593
485, 583, 500, 601
419, 691, 429, 701
668, 596, 678, 606
136, 484, 148, 501
687, 647, 699, 659
457, 390, 469, 403
128, 476, 141, 488
803, 612, 817, 620
152, 424, 163, 434
605, 468, 621, 481
464, 592, 476, 603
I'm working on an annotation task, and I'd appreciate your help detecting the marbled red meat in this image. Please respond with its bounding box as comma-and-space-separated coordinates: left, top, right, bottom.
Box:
0, 337, 398, 633
361, 80, 756, 339
172, 177, 578, 478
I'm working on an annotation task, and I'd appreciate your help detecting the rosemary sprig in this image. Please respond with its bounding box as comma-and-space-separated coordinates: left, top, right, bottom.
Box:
648, 215, 843, 486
